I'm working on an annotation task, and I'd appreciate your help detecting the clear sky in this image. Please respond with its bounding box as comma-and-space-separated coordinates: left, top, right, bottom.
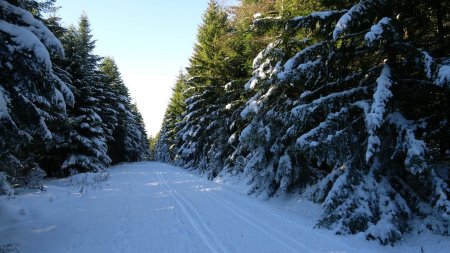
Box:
55, 0, 213, 137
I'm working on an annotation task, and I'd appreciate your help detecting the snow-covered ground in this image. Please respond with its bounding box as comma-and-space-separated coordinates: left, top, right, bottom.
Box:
1, 162, 448, 253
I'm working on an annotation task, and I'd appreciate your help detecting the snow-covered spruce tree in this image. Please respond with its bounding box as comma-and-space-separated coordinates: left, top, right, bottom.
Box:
148, 133, 158, 161
58, 14, 110, 174
155, 72, 188, 162
154, 124, 171, 162
232, 0, 449, 244
100, 57, 149, 163
130, 103, 150, 161
0, 0, 74, 188
176, 0, 233, 176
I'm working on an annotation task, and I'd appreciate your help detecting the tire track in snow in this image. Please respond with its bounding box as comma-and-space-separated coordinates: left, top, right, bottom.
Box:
202, 191, 313, 253
156, 172, 228, 253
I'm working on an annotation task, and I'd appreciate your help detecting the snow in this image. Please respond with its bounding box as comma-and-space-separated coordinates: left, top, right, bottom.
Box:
276, 154, 292, 190
332, 1, 377, 40
53, 73, 75, 107
333, 2, 367, 40
0, 0, 64, 57
323, 169, 349, 209
277, 59, 321, 81
0, 172, 14, 196
53, 88, 66, 111
300, 90, 312, 99
1, 162, 449, 253
292, 87, 366, 118
240, 93, 261, 118
296, 108, 347, 148
253, 13, 262, 19
366, 65, 392, 161
436, 65, 450, 87
252, 42, 279, 69
431, 169, 450, 219
239, 124, 254, 142
244, 77, 258, 90
0, 86, 11, 120
290, 10, 347, 28
387, 112, 427, 174
422, 51, 434, 79
276, 42, 322, 80
421, 54, 450, 87
0, 19, 52, 70
365, 17, 391, 44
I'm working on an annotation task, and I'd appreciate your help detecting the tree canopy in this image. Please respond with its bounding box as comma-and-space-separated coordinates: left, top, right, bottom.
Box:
156, 0, 449, 244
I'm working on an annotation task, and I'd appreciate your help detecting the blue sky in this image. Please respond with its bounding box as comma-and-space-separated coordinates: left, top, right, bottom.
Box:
56, 0, 215, 136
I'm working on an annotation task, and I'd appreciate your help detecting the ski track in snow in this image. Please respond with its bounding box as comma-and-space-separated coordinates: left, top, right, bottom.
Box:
1, 162, 448, 253
202, 190, 310, 253
156, 171, 228, 253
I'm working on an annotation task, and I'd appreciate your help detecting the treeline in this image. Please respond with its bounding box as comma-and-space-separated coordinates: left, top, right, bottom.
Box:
0, 0, 149, 193
155, 0, 449, 244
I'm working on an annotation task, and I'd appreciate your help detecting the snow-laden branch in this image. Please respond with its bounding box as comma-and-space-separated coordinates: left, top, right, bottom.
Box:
0, 19, 53, 70
387, 112, 427, 175
0, 86, 12, 121
364, 17, 391, 44
0, 1, 64, 56
296, 108, 348, 148
292, 87, 367, 118
333, 0, 385, 40
0, 0, 64, 57
365, 64, 392, 161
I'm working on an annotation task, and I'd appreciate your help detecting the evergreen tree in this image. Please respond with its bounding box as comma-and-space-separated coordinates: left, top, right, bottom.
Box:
58, 14, 110, 174
157, 0, 449, 244
155, 72, 188, 162
148, 132, 159, 161
176, 0, 231, 173
0, 0, 74, 188
174, 0, 256, 178
130, 103, 151, 161
100, 57, 149, 163
231, 0, 449, 244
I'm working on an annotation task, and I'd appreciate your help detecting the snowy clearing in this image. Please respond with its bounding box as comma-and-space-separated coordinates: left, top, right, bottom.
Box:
1, 162, 448, 253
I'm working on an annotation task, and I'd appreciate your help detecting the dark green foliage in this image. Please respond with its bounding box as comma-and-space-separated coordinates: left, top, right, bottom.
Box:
57, 15, 111, 174
155, 72, 188, 162
0, 0, 74, 188
1, 3, 150, 190
156, 0, 450, 244
175, 0, 233, 174
99, 57, 150, 163
234, 0, 450, 244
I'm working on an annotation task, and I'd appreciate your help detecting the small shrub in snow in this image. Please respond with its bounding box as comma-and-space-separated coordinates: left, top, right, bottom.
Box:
68, 172, 110, 187
0, 244, 19, 253
23, 166, 46, 190
0, 172, 14, 196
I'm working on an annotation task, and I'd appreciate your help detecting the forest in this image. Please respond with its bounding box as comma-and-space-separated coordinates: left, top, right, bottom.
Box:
154, 0, 450, 245
0, 0, 149, 190
0, 0, 449, 247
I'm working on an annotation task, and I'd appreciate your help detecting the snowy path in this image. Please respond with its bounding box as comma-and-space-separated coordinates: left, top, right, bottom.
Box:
1, 162, 447, 253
